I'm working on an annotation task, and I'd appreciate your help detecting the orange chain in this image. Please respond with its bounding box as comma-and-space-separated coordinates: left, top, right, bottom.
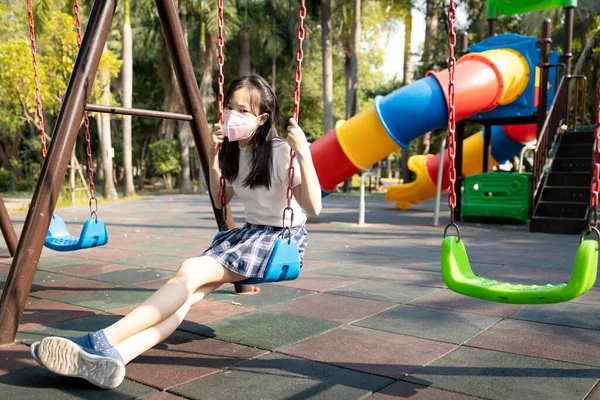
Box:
26, 0, 47, 158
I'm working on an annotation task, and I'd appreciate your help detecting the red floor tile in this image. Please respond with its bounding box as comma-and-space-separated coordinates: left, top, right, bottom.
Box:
0, 344, 38, 375
410, 289, 525, 317
19, 298, 98, 330
271, 271, 361, 292
369, 381, 479, 399
280, 325, 456, 379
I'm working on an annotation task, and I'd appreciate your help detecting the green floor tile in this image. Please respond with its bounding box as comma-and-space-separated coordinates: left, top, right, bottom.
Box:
33, 271, 71, 284
0, 366, 156, 399
354, 305, 500, 344
170, 352, 393, 400
125, 243, 197, 254
511, 302, 600, 331
181, 309, 341, 350
53, 286, 153, 312
87, 268, 174, 285
406, 347, 600, 400
18, 314, 120, 345
207, 284, 313, 307
328, 280, 439, 303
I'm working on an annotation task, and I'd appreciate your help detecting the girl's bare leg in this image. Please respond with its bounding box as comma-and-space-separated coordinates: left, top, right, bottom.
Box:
116, 282, 221, 364
103, 256, 243, 347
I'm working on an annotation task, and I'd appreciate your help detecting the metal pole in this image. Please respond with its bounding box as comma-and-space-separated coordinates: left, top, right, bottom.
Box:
0, 0, 117, 345
537, 19, 552, 138
433, 135, 447, 226
483, 124, 491, 172
86, 103, 193, 121
154, 0, 233, 231
562, 7, 574, 75
454, 32, 468, 222
0, 196, 17, 256
488, 20, 497, 37
358, 172, 372, 226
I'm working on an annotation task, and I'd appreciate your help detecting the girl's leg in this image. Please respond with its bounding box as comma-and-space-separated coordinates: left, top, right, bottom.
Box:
115, 282, 221, 364
103, 256, 242, 347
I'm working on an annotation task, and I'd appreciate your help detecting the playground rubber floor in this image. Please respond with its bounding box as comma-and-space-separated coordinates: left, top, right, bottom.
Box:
1, 193, 599, 399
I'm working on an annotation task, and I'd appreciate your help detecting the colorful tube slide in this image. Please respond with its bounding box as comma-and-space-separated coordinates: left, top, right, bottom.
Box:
309, 48, 535, 208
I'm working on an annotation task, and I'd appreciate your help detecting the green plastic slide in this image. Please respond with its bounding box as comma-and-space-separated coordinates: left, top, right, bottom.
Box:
441, 236, 597, 304
487, 0, 577, 20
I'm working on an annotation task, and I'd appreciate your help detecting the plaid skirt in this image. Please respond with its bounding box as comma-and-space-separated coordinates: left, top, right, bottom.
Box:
202, 223, 308, 279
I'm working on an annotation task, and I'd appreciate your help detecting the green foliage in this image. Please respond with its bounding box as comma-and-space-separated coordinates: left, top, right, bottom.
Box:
0, 171, 10, 192
148, 139, 181, 175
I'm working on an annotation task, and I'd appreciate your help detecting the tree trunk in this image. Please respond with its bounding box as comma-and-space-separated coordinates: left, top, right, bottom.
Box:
138, 137, 148, 190
179, 124, 192, 194
99, 51, 119, 201
70, 148, 76, 206
239, 28, 251, 76
321, 0, 334, 132
418, 0, 438, 154
271, 52, 277, 93
401, 147, 410, 182
122, 0, 136, 197
96, 118, 104, 182
199, 28, 216, 115
341, 0, 361, 192
402, 10, 412, 84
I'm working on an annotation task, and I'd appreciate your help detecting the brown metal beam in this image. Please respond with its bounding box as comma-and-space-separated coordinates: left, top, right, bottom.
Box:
0, 0, 117, 345
86, 103, 193, 121
0, 196, 17, 256
154, 0, 234, 230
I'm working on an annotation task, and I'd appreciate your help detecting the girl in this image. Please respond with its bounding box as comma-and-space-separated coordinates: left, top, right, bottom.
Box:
31, 74, 322, 389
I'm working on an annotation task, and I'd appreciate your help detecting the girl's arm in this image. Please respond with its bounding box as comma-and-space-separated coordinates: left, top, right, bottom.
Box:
209, 123, 234, 209
287, 118, 322, 216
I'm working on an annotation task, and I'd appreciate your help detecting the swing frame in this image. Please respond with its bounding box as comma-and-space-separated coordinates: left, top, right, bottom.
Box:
0, 0, 233, 345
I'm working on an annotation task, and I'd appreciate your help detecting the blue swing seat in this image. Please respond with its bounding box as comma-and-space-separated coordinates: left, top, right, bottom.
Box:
212, 231, 301, 284
45, 214, 108, 252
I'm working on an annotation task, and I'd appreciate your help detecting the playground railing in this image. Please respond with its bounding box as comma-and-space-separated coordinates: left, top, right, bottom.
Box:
533, 74, 591, 211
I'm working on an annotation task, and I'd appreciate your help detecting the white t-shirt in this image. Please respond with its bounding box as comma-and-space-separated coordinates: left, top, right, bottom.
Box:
226, 139, 307, 227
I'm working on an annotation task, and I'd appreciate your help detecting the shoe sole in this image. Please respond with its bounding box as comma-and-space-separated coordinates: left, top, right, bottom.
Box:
30, 341, 41, 365
37, 337, 125, 389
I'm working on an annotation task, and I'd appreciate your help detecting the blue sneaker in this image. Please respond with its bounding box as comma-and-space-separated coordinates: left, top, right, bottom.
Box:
36, 336, 125, 389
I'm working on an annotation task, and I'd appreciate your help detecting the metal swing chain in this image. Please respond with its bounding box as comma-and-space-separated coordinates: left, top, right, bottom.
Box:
444, 0, 459, 238
216, 0, 228, 231
282, 0, 307, 238
74, 1, 98, 219
588, 82, 600, 232
27, 0, 47, 158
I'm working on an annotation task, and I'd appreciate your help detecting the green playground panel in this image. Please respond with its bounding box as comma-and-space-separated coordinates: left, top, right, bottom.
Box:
461, 172, 532, 224
487, 0, 577, 19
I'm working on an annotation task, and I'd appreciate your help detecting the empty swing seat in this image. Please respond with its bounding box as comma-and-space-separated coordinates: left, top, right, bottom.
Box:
45, 214, 108, 252
441, 235, 598, 304
212, 231, 301, 284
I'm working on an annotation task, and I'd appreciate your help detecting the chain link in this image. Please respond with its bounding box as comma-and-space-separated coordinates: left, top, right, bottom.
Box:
283, 0, 307, 228
446, 0, 457, 223
590, 81, 600, 226
27, 0, 47, 158
215, 0, 228, 230
74, 0, 96, 202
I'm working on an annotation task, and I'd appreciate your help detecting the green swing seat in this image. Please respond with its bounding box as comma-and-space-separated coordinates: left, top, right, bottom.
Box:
441, 235, 598, 304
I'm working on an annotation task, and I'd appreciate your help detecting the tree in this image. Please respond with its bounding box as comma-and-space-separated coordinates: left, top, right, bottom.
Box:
321, 0, 334, 132
148, 139, 181, 191
122, 0, 136, 197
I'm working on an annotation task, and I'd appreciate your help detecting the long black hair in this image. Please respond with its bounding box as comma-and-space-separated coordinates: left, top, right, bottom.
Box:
219, 74, 280, 189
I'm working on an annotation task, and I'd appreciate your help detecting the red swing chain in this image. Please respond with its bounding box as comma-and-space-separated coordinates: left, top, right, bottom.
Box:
74, 1, 98, 217
589, 82, 600, 228
216, 0, 307, 233
446, 0, 458, 226
216, 0, 228, 230
26, 0, 47, 158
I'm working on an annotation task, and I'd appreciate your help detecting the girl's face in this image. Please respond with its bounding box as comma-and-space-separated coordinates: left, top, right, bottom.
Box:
226, 87, 268, 147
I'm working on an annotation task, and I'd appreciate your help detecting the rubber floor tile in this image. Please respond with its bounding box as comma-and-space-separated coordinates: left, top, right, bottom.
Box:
328, 280, 439, 304
0, 344, 38, 375
369, 381, 480, 399
511, 302, 600, 331
207, 284, 312, 307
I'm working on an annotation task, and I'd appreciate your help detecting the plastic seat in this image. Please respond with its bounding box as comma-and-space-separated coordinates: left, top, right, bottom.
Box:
441, 235, 598, 304
45, 214, 108, 252
212, 231, 301, 284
